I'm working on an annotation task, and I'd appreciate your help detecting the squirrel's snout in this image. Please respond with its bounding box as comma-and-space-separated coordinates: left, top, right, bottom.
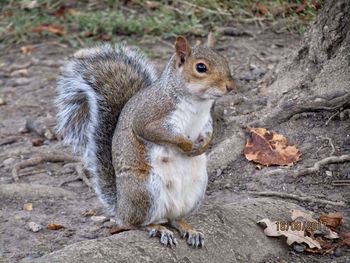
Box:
225, 79, 235, 92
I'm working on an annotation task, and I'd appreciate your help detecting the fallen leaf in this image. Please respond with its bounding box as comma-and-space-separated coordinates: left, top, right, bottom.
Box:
32, 24, 65, 36
47, 223, 65, 230
258, 218, 321, 249
23, 203, 33, 211
20, 46, 34, 54
343, 238, 350, 247
251, 3, 269, 16
21, 0, 39, 10
296, 0, 308, 14
319, 212, 343, 229
340, 232, 350, 239
109, 225, 135, 235
244, 128, 301, 166
52, 4, 76, 17
81, 210, 96, 217
32, 138, 44, 147
146, 1, 160, 10
98, 34, 112, 41
291, 210, 339, 239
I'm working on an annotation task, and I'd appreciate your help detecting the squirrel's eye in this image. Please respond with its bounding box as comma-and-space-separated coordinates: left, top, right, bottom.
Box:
196, 63, 207, 73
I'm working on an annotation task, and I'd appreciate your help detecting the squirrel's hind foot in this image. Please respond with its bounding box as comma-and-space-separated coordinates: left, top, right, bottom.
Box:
144, 224, 177, 247
169, 218, 204, 248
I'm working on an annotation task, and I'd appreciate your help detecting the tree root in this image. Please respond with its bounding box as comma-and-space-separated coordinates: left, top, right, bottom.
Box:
248, 191, 345, 206
0, 136, 23, 146
59, 163, 92, 188
264, 154, 350, 177
12, 154, 80, 181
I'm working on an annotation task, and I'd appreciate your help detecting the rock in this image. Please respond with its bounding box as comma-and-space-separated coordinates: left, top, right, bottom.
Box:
293, 243, 306, 253
31, 138, 44, 147
3, 157, 15, 166
333, 247, 343, 257
0, 97, 6, 106
24, 197, 304, 263
90, 216, 108, 223
26, 222, 42, 232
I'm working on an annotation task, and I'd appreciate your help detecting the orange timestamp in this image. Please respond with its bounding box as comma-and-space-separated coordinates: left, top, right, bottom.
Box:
276, 221, 322, 232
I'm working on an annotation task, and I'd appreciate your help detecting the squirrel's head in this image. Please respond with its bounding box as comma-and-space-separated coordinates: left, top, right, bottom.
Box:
174, 36, 235, 100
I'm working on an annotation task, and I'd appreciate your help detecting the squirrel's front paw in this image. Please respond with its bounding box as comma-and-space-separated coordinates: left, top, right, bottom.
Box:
147, 225, 177, 247
189, 133, 212, 156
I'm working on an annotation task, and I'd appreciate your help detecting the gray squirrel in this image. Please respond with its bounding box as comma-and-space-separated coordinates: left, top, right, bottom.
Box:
56, 36, 234, 248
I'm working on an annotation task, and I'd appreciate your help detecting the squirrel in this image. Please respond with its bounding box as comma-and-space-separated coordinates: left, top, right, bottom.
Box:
56, 36, 235, 248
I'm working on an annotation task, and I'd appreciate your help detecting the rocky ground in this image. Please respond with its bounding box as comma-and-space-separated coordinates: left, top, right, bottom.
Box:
0, 25, 349, 262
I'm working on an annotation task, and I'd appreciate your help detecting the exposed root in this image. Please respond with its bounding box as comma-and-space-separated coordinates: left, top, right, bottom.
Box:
248, 191, 345, 207
0, 136, 23, 146
325, 111, 340, 126
12, 154, 80, 181
59, 163, 92, 188
332, 180, 350, 186
264, 154, 350, 177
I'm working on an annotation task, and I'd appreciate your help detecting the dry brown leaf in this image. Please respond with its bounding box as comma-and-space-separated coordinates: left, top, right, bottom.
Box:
32, 24, 65, 36
47, 223, 65, 230
244, 128, 301, 166
291, 209, 339, 239
109, 225, 136, 235
146, 1, 160, 10
20, 46, 34, 54
343, 238, 350, 247
23, 203, 33, 211
52, 4, 76, 17
319, 212, 343, 229
81, 209, 97, 217
251, 3, 270, 16
258, 218, 321, 249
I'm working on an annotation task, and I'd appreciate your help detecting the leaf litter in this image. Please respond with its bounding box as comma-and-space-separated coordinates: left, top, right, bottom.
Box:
258, 209, 350, 254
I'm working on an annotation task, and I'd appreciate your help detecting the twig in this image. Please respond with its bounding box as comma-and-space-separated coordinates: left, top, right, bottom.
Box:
178, 1, 231, 16
325, 136, 335, 156
59, 163, 92, 188
325, 111, 339, 126
264, 155, 350, 177
248, 191, 345, 207
12, 154, 80, 181
332, 180, 350, 186
0, 136, 23, 146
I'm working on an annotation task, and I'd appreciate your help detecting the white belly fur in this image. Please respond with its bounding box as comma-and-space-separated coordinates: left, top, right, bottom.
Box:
146, 98, 213, 224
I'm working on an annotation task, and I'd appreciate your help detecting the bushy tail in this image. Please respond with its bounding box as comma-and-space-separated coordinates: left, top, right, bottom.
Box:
56, 45, 157, 211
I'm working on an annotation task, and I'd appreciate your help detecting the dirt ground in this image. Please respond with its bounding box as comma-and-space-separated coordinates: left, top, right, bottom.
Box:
0, 25, 349, 262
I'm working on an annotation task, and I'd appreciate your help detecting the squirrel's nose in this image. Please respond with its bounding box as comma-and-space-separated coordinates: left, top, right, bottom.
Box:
225, 79, 235, 92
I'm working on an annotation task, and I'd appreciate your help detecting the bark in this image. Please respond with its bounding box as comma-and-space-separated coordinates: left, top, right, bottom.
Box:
259, 0, 350, 125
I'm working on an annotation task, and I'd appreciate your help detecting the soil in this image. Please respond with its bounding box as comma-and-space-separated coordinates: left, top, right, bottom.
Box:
0, 25, 349, 263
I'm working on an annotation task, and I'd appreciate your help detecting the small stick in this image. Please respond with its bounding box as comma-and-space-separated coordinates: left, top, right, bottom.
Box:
332, 180, 350, 186
325, 111, 339, 126
12, 154, 80, 181
59, 163, 92, 188
264, 154, 350, 177
248, 191, 345, 207
0, 136, 23, 146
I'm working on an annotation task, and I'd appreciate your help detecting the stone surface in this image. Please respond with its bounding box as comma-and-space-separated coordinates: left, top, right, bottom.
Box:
23, 197, 303, 263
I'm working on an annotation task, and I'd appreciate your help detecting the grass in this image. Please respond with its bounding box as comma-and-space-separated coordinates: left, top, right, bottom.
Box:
0, 0, 322, 48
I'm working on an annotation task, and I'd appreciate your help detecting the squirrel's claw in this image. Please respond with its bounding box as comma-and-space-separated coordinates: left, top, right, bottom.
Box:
147, 226, 177, 247
184, 230, 204, 248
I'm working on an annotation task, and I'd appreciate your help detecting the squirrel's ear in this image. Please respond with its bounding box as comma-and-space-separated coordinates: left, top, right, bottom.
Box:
175, 36, 191, 67
207, 31, 216, 48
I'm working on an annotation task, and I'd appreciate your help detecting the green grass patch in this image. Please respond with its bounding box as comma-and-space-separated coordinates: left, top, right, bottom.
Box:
0, 0, 323, 48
